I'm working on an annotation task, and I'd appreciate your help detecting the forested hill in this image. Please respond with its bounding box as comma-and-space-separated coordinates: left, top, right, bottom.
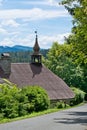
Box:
0, 45, 33, 52
0, 45, 49, 63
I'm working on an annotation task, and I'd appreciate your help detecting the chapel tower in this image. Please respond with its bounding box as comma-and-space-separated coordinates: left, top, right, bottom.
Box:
31, 31, 42, 64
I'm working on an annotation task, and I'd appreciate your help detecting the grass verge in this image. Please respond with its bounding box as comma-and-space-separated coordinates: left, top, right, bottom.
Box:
0, 102, 85, 124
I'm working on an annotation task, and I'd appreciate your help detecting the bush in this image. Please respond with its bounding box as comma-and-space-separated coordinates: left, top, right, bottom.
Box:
0, 113, 4, 120
0, 83, 19, 118
22, 86, 50, 112
56, 101, 70, 109
70, 87, 85, 106
0, 83, 50, 119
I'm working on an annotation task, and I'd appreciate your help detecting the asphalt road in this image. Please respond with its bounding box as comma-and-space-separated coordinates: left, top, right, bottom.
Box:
0, 104, 87, 130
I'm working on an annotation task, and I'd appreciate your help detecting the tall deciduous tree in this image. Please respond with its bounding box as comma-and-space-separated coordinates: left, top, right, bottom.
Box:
61, 0, 87, 92
45, 42, 84, 90
61, 0, 87, 65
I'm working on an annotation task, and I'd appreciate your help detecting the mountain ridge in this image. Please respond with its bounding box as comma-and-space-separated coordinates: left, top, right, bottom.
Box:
0, 45, 33, 53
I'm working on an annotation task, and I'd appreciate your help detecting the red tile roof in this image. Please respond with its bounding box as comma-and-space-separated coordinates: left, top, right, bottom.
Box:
6, 63, 74, 100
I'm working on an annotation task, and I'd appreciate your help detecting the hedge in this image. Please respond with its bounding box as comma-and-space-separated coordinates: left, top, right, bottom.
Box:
0, 83, 50, 119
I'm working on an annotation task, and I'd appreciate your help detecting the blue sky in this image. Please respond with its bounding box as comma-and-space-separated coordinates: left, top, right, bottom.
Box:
0, 0, 73, 49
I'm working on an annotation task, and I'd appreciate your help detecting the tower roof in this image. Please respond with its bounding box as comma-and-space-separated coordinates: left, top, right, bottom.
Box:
31, 31, 42, 64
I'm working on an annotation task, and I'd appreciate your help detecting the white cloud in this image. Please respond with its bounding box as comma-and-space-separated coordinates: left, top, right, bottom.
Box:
0, 27, 8, 35
11, 34, 35, 47
47, 0, 59, 6
0, 38, 14, 46
1, 19, 20, 27
0, 1, 72, 49
0, 26, 20, 38
13, 33, 70, 49
0, 8, 69, 20
39, 33, 70, 48
22, 0, 59, 7
22, 1, 48, 6
0, 32, 70, 49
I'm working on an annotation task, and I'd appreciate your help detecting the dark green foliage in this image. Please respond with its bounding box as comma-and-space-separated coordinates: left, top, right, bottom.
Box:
0, 83, 50, 119
56, 101, 65, 109
60, 0, 87, 92
45, 42, 85, 91
44, 0, 87, 94
9, 51, 31, 63
21, 86, 50, 112
9, 49, 48, 63
70, 87, 85, 106
0, 83, 19, 118
56, 101, 70, 109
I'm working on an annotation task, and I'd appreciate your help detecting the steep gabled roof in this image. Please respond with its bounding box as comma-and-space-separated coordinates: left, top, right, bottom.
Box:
6, 63, 74, 100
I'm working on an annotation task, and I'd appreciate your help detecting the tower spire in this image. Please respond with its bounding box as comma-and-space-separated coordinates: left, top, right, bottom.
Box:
33, 31, 40, 54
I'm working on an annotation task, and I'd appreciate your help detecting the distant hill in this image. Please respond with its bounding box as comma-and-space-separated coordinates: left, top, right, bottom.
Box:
0, 45, 33, 53
0, 45, 49, 62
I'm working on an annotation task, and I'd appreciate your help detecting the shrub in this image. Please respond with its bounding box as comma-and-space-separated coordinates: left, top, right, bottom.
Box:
0, 83, 19, 118
56, 101, 70, 109
70, 87, 85, 106
0, 113, 4, 120
0, 82, 50, 119
22, 86, 50, 112
56, 101, 65, 108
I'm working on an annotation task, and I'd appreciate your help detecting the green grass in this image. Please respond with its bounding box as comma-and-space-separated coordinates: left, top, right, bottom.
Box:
0, 102, 85, 124
0, 108, 58, 124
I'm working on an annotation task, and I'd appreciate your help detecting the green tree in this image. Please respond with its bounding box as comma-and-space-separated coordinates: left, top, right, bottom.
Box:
60, 0, 87, 92
45, 42, 84, 90
61, 0, 87, 64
